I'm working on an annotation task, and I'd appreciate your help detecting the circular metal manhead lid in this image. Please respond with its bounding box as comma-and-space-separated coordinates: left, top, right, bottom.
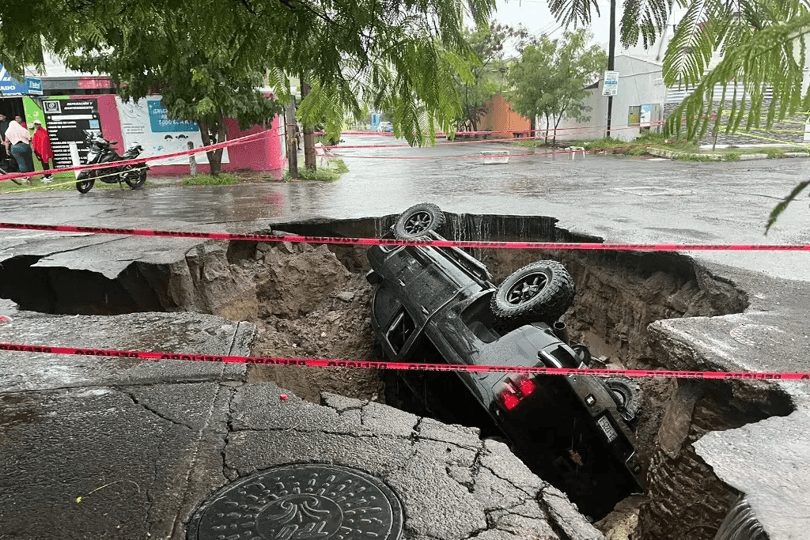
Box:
187, 463, 403, 540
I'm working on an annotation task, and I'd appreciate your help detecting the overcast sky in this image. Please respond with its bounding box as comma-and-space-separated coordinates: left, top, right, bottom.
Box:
490, 0, 614, 50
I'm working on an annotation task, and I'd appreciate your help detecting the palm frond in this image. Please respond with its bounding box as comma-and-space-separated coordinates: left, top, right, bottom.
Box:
665, 13, 810, 139
662, 0, 724, 85
766, 180, 809, 233
621, 0, 672, 48
548, 0, 601, 28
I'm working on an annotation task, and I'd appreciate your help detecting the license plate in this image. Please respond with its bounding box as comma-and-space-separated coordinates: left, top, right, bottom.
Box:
597, 415, 618, 443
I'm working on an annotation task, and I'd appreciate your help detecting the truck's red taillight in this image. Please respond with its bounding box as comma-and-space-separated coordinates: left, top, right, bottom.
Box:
518, 377, 537, 397
497, 375, 537, 411
498, 387, 521, 410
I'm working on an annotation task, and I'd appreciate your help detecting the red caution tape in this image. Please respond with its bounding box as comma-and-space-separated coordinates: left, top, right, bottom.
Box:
334, 122, 663, 138
0, 222, 808, 252
0, 129, 275, 182
0, 342, 807, 380
327, 140, 681, 160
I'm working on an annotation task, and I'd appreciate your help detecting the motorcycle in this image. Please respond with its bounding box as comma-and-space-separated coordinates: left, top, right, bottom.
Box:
76, 130, 148, 193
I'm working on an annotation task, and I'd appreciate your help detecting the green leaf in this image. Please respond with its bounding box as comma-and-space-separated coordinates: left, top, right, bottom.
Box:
766, 180, 810, 233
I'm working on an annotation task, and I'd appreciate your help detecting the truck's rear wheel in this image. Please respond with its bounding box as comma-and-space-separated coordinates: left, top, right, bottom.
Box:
491, 260, 575, 324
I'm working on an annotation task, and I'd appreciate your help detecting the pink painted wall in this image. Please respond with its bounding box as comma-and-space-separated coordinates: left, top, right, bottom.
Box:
144, 115, 282, 175
70, 94, 283, 175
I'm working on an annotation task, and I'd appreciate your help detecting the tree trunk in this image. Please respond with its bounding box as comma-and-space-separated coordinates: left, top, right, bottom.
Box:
285, 100, 299, 179
554, 114, 564, 145
198, 117, 223, 176
301, 80, 316, 171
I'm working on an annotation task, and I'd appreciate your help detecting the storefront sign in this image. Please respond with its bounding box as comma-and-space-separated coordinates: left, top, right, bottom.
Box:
42, 99, 101, 168
116, 95, 227, 165
25, 78, 43, 95
0, 64, 28, 95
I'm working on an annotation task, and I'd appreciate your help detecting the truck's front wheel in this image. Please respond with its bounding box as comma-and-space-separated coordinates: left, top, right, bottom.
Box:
392, 203, 446, 239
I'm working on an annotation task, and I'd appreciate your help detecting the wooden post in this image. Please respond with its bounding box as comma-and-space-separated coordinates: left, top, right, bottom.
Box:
188, 141, 197, 176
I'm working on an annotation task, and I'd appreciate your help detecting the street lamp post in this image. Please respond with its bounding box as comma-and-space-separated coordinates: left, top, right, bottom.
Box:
607, 0, 616, 138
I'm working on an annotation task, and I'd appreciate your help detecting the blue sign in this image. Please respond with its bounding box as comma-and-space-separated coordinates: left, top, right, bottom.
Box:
147, 100, 199, 132
0, 63, 28, 95
25, 77, 43, 95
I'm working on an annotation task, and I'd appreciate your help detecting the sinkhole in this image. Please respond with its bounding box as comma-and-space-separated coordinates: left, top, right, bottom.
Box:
0, 211, 795, 540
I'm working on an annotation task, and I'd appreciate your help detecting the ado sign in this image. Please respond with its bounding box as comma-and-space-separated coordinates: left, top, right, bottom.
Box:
602, 71, 619, 97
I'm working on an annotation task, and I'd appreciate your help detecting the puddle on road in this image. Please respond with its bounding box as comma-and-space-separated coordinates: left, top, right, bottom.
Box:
0, 211, 794, 540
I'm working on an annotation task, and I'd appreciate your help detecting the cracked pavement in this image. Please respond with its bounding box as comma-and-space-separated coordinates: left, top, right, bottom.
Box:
0, 300, 602, 539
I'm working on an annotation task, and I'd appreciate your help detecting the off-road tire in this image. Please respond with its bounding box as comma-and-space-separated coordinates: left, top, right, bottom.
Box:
124, 166, 147, 189
393, 203, 446, 240
605, 376, 641, 425
76, 179, 95, 193
491, 260, 575, 324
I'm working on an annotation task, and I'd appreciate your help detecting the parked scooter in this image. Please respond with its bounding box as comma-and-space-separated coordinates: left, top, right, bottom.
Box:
75, 130, 148, 193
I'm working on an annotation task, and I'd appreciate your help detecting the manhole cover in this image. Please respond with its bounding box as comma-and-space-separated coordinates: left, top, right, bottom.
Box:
187, 463, 403, 540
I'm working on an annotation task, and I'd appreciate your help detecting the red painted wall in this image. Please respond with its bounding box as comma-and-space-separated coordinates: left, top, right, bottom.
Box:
70, 94, 283, 175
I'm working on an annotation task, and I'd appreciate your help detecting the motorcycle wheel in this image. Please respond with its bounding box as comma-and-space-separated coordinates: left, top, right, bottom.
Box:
124, 166, 147, 189
76, 179, 95, 193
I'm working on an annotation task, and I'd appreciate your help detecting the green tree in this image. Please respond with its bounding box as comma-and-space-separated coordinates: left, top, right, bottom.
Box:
0, 0, 496, 174
65, 7, 280, 175
508, 30, 606, 143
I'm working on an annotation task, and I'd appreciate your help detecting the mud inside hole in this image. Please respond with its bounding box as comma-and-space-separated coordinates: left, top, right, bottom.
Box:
0, 212, 795, 539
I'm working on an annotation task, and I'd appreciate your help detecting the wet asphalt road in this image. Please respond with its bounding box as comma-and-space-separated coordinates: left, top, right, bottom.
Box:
2, 134, 807, 282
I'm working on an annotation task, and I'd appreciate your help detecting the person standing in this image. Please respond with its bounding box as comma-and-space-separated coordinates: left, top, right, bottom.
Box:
14, 115, 27, 129
0, 113, 9, 161
31, 120, 54, 183
5, 120, 35, 184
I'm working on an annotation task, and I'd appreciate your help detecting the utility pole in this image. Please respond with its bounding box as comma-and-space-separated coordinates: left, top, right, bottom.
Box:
285, 100, 298, 180
606, 0, 616, 138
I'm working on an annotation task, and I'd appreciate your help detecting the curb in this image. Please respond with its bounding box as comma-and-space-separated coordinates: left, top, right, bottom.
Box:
647, 147, 810, 162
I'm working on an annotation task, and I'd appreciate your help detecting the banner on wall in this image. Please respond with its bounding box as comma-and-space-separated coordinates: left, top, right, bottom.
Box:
116, 96, 228, 165
42, 98, 101, 168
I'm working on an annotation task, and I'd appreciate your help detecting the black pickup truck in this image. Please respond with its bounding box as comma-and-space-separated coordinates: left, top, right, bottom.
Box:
367, 203, 643, 518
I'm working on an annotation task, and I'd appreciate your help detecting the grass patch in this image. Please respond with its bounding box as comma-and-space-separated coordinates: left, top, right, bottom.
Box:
1, 171, 81, 194
283, 159, 350, 182
332, 159, 349, 173
677, 153, 719, 162
511, 139, 549, 148
723, 152, 741, 161
181, 173, 241, 186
